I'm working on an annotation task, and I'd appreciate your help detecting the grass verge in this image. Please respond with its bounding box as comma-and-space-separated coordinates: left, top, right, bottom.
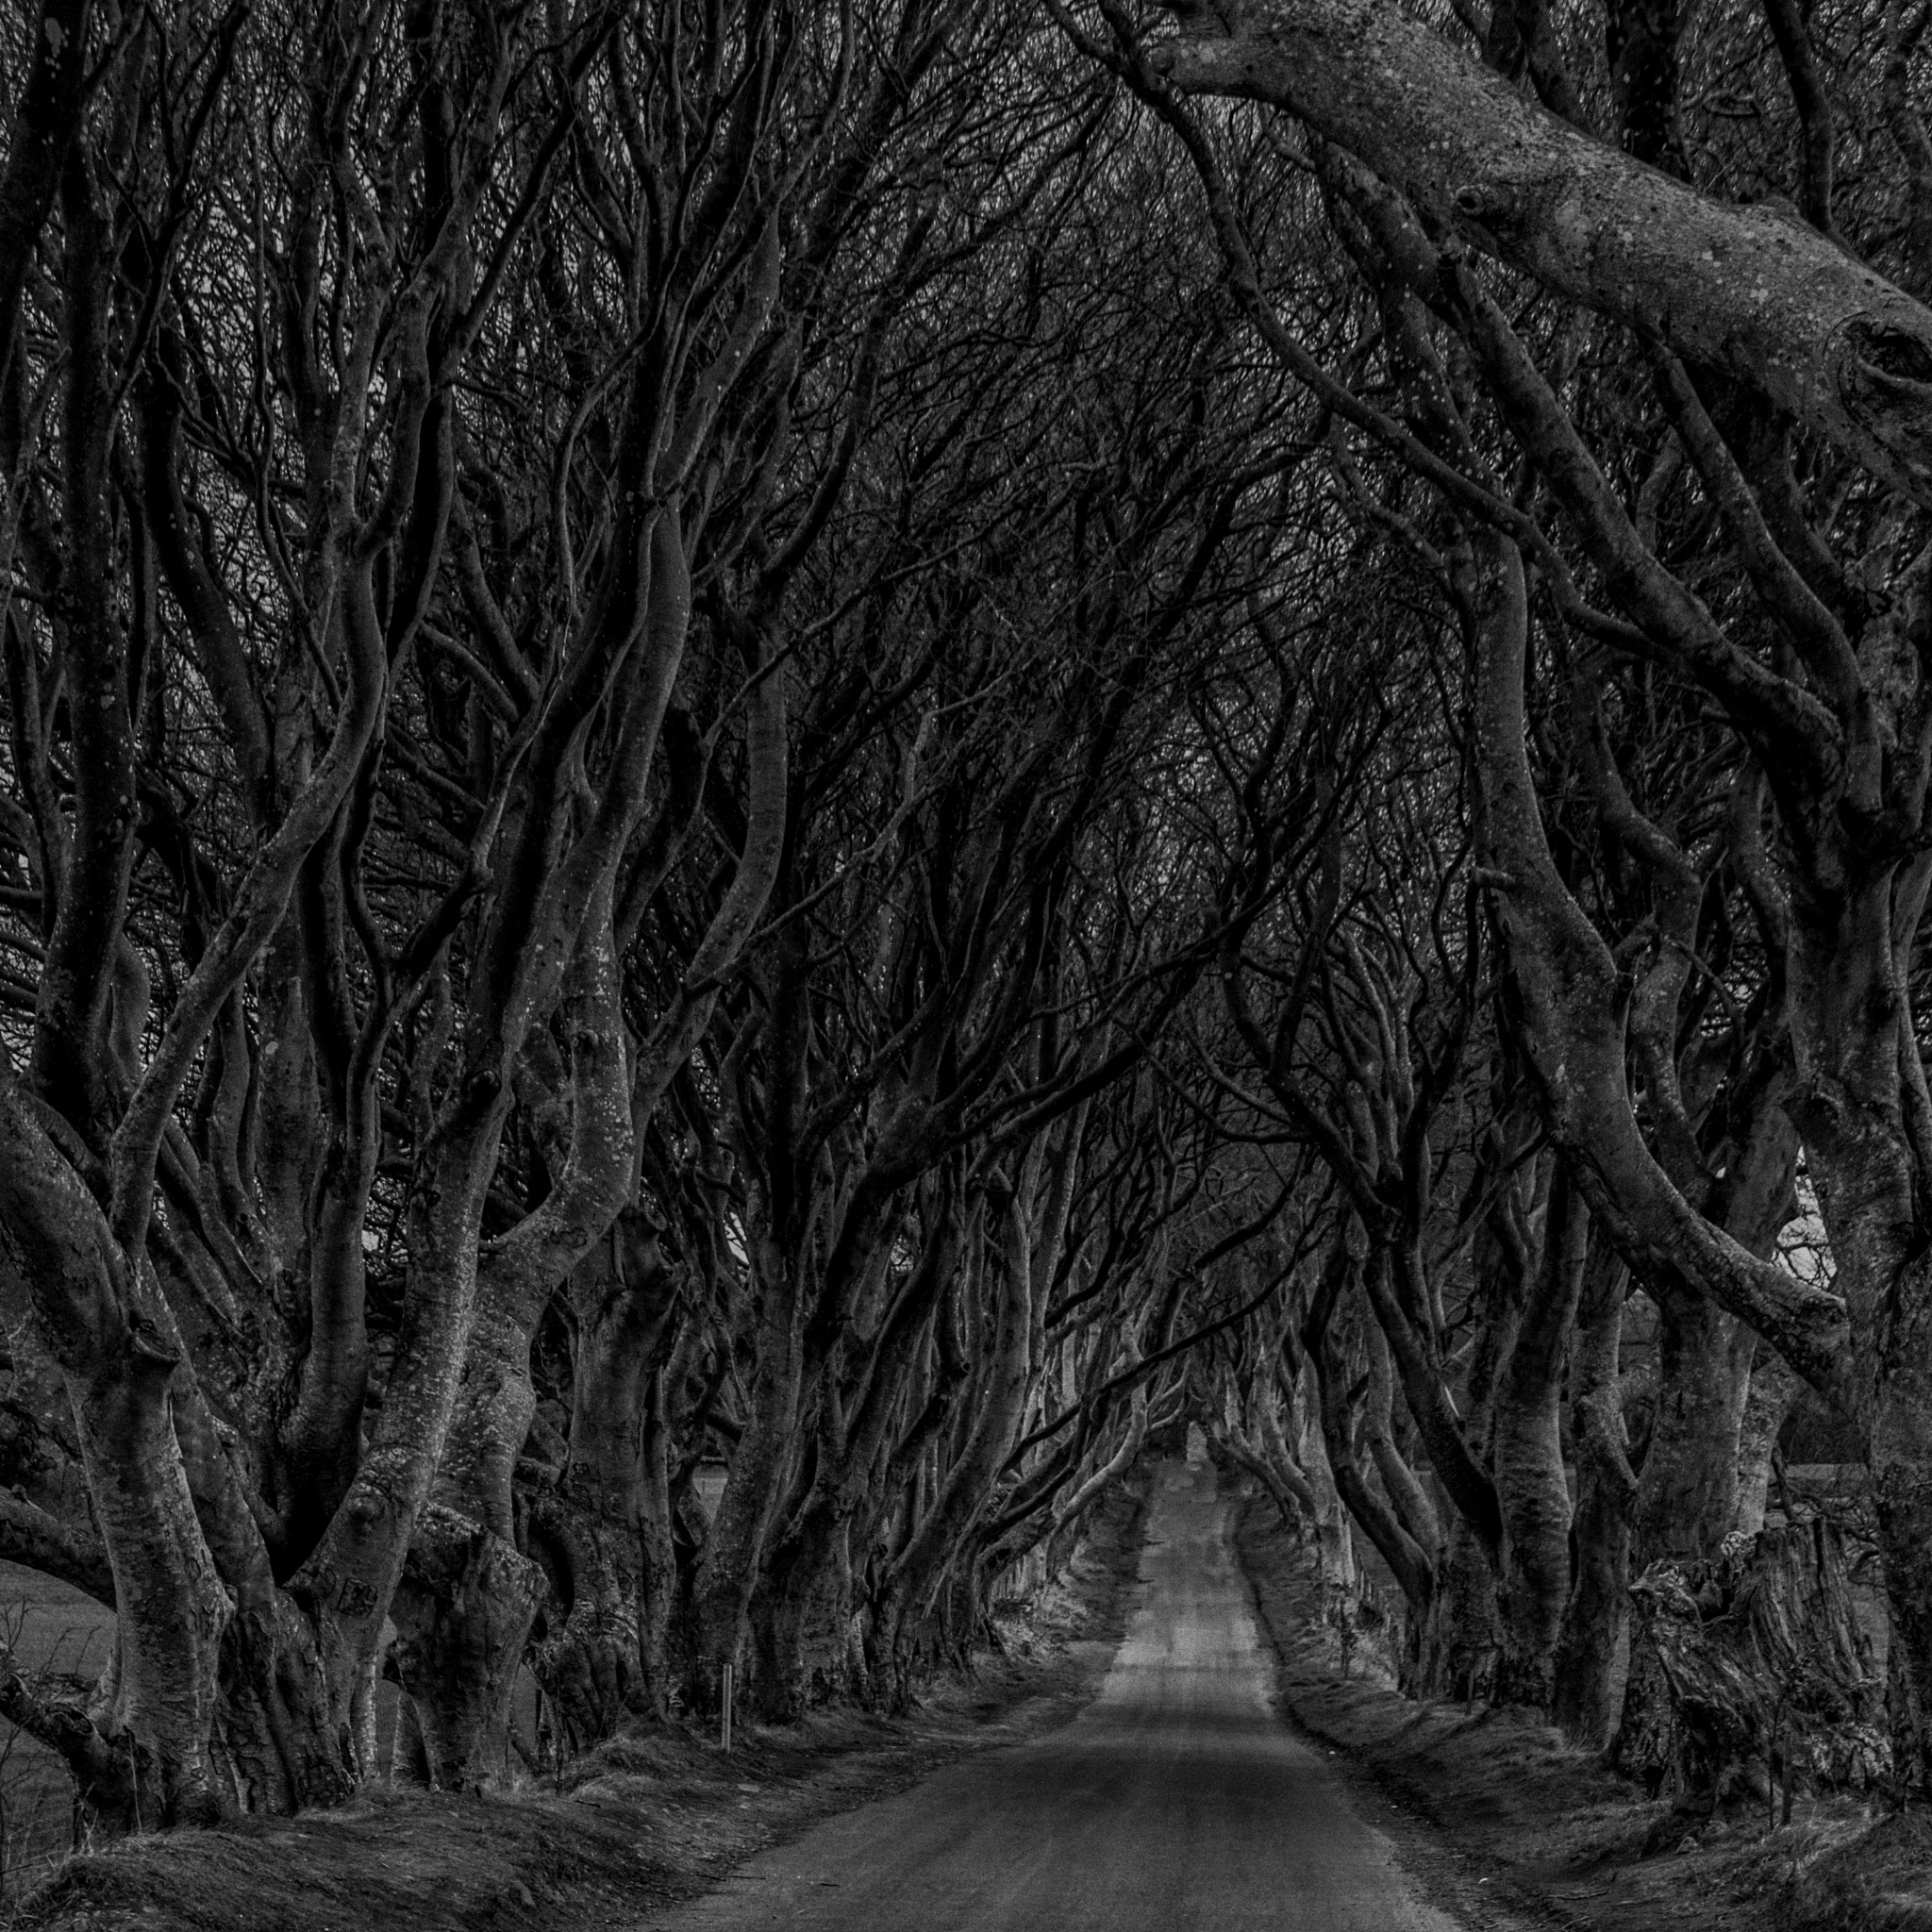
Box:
1231, 1477, 1922, 1932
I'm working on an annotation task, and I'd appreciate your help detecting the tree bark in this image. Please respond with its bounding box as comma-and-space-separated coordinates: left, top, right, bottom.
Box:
1152, 0, 1932, 500
1632, 1282, 1756, 1567
527, 1215, 679, 1745
1491, 1163, 1588, 1707
1294, 1359, 1359, 1621
1615, 1520, 1885, 1811
1734, 1347, 1799, 1538
1552, 1241, 1637, 1747
873, 1189, 1038, 1704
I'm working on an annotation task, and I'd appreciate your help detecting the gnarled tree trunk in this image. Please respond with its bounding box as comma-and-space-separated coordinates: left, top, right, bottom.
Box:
1552, 1242, 1637, 1747
1615, 1520, 1886, 1813
1491, 1164, 1588, 1708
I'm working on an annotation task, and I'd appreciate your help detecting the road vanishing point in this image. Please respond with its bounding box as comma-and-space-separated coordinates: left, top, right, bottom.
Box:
637, 1457, 1462, 1930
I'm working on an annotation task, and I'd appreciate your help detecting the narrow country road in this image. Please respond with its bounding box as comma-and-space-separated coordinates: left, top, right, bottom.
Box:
638, 1458, 1465, 1930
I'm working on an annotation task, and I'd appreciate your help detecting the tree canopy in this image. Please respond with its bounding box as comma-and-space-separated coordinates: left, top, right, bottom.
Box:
0, 0, 1928, 1833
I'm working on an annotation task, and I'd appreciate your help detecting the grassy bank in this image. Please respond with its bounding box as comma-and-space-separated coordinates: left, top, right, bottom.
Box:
1231, 1476, 1928, 1932
6, 1476, 1147, 1932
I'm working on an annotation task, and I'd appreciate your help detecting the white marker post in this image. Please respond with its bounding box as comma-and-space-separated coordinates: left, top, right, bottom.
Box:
721, 1661, 734, 1753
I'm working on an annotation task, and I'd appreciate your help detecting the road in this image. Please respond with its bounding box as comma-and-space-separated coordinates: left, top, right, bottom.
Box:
638, 1456, 1464, 1930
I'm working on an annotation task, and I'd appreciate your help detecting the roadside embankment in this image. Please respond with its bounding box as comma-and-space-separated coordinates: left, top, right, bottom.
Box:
5, 1478, 1146, 1932
1232, 1478, 1929, 1932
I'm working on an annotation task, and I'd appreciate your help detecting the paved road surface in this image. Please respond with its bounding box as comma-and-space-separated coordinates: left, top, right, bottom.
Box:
639, 1457, 1462, 1930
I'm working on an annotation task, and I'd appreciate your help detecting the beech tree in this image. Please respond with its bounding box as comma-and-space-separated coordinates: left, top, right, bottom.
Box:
1073, 0, 1932, 1793
0, 0, 1340, 1826
6, 0, 1931, 1852
0, 0, 1062, 1821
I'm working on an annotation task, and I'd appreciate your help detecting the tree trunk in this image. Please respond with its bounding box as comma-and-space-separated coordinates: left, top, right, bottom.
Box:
391, 896, 630, 1785
874, 1193, 1034, 1706
529, 1219, 678, 1743
1614, 1520, 1886, 1812
1411, 1515, 1502, 1702
750, 1507, 856, 1724
389, 1505, 545, 1791
1632, 1281, 1755, 1567
67, 1340, 232, 1830
687, 1230, 804, 1708
1295, 1360, 1359, 1619
1733, 1347, 1799, 1538
1491, 1164, 1587, 1708
1552, 1244, 1637, 1748
1784, 879, 1932, 1797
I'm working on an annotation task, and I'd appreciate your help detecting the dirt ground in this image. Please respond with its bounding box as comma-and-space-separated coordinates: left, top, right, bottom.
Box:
1231, 1480, 1932, 1932
0, 1479, 1147, 1932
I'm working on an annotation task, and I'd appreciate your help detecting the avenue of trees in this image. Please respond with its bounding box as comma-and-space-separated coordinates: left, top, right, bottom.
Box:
0, 0, 1929, 1840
